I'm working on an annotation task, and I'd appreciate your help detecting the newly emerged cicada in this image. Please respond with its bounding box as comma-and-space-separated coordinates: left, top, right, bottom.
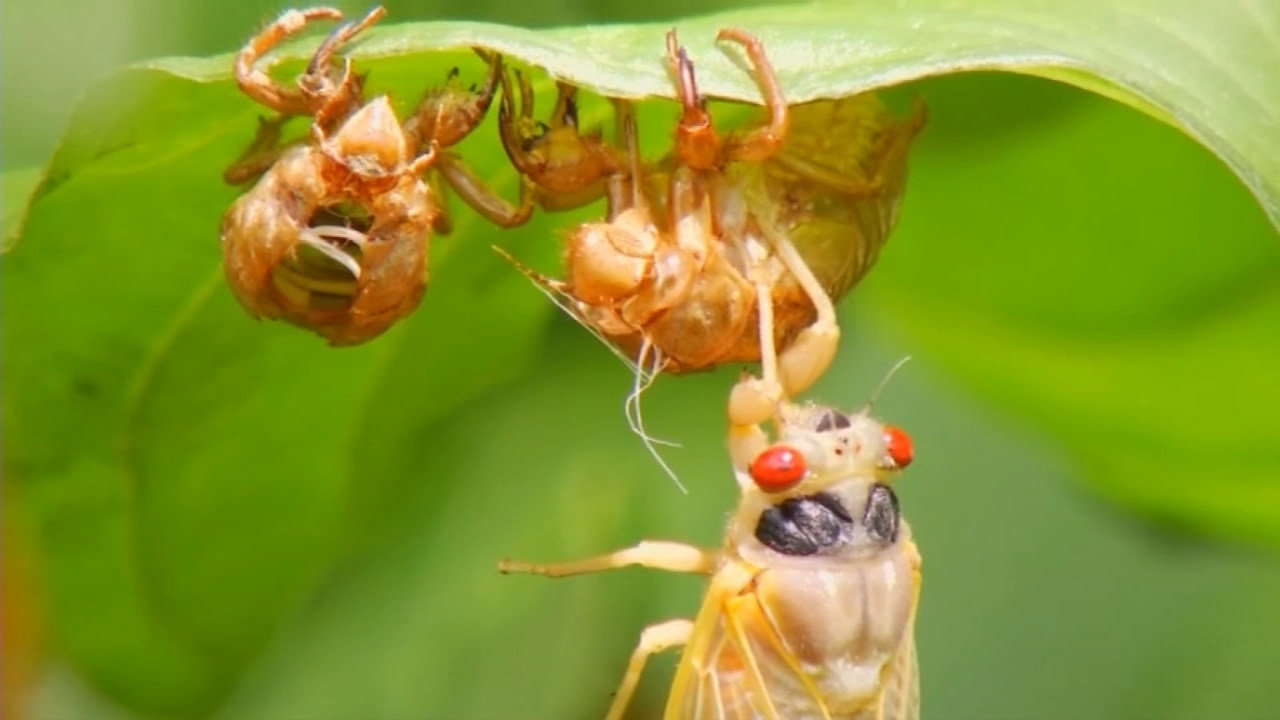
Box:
498, 29, 926, 433
500, 377, 921, 719
220, 6, 526, 345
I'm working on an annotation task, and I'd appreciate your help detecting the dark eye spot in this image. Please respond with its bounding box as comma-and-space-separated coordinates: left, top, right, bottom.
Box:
815, 409, 851, 432
863, 484, 901, 543
755, 493, 854, 556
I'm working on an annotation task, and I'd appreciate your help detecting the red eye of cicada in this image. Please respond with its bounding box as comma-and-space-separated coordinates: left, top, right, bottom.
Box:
882, 425, 913, 469
749, 445, 808, 492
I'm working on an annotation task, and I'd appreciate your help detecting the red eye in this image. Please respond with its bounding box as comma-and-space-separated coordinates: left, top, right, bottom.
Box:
749, 445, 807, 492
882, 425, 913, 468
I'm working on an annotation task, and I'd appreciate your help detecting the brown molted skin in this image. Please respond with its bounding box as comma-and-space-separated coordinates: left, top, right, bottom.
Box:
513, 28, 927, 378
495, 69, 625, 216
586, 95, 926, 373
221, 98, 440, 346
221, 7, 524, 346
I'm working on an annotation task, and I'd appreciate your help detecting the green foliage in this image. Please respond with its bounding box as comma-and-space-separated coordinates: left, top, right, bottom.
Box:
4, 1, 1279, 719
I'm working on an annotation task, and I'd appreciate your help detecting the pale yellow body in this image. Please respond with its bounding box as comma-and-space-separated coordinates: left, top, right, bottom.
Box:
501, 401, 922, 720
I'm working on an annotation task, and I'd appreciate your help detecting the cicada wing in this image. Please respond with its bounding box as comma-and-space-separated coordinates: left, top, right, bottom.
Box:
665, 570, 834, 720
876, 545, 921, 720
875, 620, 918, 720
664, 576, 740, 720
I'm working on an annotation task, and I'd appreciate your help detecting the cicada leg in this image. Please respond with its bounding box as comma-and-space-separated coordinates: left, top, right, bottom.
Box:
498, 540, 716, 578
223, 114, 298, 185
725, 222, 841, 477
726, 270, 783, 475
605, 619, 694, 720
770, 232, 841, 400
500, 542, 709, 720
234, 7, 345, 116
716, 28, 788, 164
724, 227, 841, 450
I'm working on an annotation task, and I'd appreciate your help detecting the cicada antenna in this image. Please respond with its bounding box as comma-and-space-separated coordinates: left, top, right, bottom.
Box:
864, 355, 912, 412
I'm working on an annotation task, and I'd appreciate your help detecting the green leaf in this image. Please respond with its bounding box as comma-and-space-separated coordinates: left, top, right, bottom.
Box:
2, 168, 41, 251
6, 0, 1279, 718
861, 71, 1280, 546
125, 0, 1279, 227
2, 52, 566, 715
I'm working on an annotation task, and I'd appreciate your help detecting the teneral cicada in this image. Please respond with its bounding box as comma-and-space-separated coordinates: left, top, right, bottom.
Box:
500, 380, 921, 719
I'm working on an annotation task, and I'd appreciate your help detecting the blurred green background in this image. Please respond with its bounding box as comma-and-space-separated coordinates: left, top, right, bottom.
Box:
5, 0, 1280, 719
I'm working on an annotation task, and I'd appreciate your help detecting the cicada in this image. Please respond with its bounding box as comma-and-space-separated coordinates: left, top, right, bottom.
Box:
220, 6, 527, 345
500, 382, 921, 719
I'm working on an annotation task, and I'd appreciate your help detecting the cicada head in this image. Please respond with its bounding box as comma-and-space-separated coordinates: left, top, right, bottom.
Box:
732, 402, 914, 559
755, 403, 911, 486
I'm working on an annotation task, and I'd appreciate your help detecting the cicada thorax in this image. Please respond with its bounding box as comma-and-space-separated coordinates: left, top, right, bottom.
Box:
727, 486, 917, 714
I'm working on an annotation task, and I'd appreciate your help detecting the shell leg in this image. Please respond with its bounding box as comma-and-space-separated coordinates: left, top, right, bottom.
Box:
405, 49, 502, 150
223, 114, 297, 186
605, 619, 694, 720
434, 152, 534, 227
306, 7, 387, 144
234, 7, 345, 115
717, 28, 789, 163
